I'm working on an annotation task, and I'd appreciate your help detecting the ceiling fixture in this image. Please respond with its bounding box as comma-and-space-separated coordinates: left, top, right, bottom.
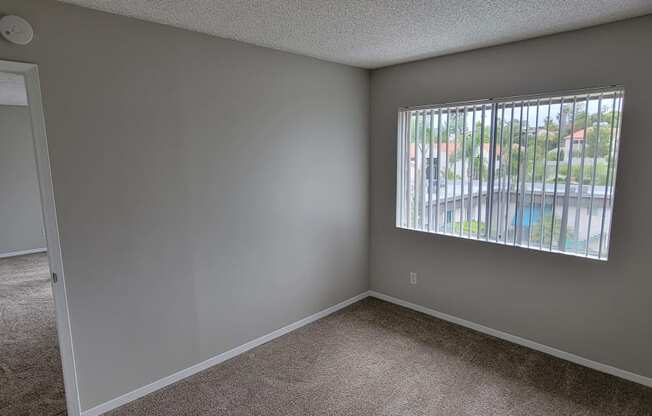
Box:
0, 15, 34, 45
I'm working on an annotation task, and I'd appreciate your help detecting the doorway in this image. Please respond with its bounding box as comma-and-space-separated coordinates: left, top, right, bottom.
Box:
0, 60, 80, 416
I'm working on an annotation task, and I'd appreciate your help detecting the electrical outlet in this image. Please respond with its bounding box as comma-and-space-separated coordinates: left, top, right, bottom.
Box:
409, 272, 417, 285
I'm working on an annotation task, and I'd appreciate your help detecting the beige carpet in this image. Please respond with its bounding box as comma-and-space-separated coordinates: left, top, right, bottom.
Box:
107, 297, 652, 415
0, 253, 67, 416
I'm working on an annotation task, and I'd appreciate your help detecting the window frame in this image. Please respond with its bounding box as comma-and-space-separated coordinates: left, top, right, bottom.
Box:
395, 85, 625, 261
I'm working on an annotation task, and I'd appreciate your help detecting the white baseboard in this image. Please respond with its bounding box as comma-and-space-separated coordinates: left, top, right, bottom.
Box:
82, 289, 651, 415
0, 247, 47, 259
82, 291, 370, 416
369, 290, 652, 388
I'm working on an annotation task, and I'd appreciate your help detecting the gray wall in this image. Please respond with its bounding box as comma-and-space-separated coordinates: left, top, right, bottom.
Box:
0, 105, 46, 256
0, 0, 369, 410
370, 16, 652, 379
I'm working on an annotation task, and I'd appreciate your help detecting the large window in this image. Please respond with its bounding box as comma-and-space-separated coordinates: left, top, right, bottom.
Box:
396, 87, 624, 260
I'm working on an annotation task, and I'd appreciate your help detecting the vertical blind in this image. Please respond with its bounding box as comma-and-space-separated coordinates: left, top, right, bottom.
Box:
396, 87, 624, 260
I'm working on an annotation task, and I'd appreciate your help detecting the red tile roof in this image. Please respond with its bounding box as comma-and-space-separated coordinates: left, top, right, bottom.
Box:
409, 142, 459, 159
408, 142, 501, 159
564, 129, 587, 141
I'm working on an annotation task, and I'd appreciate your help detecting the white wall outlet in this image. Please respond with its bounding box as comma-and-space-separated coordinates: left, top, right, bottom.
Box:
409, 272, 417, 285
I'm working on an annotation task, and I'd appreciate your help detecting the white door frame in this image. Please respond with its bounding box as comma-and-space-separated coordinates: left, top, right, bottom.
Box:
1, 59, 81, 416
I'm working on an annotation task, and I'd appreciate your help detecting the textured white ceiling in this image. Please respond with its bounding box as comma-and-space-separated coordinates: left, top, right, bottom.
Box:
59, 0, 652, 68
0, 72, 27, 106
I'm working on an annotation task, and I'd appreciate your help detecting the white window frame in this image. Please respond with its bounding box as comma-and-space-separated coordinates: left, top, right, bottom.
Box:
396, 86, 624, 260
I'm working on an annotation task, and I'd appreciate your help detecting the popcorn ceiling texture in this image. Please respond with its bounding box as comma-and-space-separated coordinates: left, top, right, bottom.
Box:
59, 0, 652, 68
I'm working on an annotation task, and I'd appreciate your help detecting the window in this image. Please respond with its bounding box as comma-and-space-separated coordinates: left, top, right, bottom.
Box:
396, 87, 624, 260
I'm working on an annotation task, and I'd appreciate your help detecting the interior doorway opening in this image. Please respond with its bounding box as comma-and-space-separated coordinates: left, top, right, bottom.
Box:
0, 61, 80, 416
0, 253, 65, 415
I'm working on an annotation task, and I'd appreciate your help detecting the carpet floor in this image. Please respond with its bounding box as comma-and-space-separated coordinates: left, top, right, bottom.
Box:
107, 297, 652, 416
0, 253, 66, 416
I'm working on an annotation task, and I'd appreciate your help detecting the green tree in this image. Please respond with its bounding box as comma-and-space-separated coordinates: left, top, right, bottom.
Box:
453, 220, 486, 235
530, 212, 578, 248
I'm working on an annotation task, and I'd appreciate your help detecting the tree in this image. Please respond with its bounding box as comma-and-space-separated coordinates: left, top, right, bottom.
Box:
529, 213, 576, 247
453, 220, 485, 235
583, 125, 615, 159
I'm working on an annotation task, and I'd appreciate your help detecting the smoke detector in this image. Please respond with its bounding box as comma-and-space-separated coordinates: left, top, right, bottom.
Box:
0, 15, 34, 45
